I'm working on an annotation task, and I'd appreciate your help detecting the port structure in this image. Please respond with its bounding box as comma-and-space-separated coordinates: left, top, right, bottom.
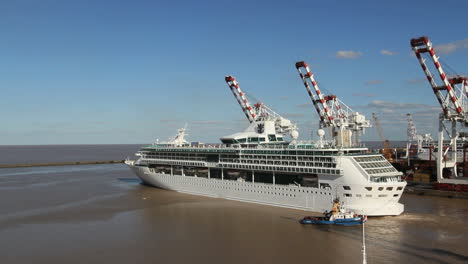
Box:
411, 36, 468, 182
295, 61, 371, 147
406, 113, 419, 165
224, 75, 298, 139
371, 113, 392, 162
406, 113, 433, 165
407, 113, 418, 143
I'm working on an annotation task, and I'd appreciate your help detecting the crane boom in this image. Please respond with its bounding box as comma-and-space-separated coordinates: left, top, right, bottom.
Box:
295, 60, 371, 147
411, 36, 468, 182
295, 61, 336, 127
410, 36, 468, 121
225, 75, 298, 136
372, 113, 392, 161
372, 113, 385, 142
225, 76, 256, 122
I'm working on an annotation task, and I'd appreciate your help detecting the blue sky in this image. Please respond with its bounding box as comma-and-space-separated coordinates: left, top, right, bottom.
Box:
0, 0, 467, 145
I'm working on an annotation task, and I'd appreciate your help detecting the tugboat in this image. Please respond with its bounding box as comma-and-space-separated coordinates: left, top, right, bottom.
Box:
300, 199, 367, 226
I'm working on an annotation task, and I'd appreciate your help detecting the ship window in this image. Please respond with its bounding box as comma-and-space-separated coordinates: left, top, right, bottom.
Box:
397, 186, 403, 191
365, 187, 372, 191
221, 139, 236, 144
277, 137, 283, 141
248, 137, 259, 143
344, 194, 352, 197
268, 134, 277, 141
378, 194, 388, 197
237, 138, 246, 143
378, 187, 384, 191
356, 194, 361, 197
386, 187, 393, 191
393, 194, 399, 197
343, 186, 351, 190
259, 138, 266, 142
366, 194, 372, 197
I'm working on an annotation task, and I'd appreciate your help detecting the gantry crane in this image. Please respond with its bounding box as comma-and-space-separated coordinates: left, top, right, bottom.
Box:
225, 75, 298, 139
411, 36, 468, 181
295, 61, 371, 147
372, 113, 392, 161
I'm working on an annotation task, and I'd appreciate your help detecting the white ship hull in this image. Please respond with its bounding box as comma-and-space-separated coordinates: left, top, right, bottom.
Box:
130, 165, 405, 216
417, 149, 465, 162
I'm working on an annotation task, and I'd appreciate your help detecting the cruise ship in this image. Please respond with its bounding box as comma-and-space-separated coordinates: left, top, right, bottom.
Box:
126, 119, 407, 216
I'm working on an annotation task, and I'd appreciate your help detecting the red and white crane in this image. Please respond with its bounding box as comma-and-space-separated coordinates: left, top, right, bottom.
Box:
225, 75, 298, 138
411, 36, 468, 182
225, 76, 257, 123
295, 61, 371, 147
411, 37, 468, 122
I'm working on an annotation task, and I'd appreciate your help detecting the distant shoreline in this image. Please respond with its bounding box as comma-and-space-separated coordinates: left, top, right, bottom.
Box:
0, 160, 125, 168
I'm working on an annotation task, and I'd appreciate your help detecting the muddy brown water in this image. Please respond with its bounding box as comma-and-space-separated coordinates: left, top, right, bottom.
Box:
0, 163, 467, 264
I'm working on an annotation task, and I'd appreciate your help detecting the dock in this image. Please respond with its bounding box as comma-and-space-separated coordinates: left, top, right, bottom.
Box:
0, 160, 125, 168
404, 184, 468, 199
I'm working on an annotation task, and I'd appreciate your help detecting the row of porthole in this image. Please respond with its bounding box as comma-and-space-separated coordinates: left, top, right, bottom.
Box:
364, 186, 404, 191
161, 175, 392, 199
166, 175, 338, 195
344, 193, 400, 198
179, 177, 328, 194
157, 175, 334, 196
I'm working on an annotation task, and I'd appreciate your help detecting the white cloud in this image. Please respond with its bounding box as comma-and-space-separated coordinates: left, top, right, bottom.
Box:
365, 80, 382, 86
382, 108, 395, 113
364, 100, 439, 111
352, 93, 376, 97
335, 50, 362, 59
380, 50, 397, 56
282, 113, 305, 118
296, 103, 311, 108
160, 119, 179, 124
407, 78, 425, 85
191, 120, 225, 125
434, 39, 468, 55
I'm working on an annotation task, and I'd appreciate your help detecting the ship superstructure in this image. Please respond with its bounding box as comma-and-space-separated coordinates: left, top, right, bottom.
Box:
126, 67, 406, 216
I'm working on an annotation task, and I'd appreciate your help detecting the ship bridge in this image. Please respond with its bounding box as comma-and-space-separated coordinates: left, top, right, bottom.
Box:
220, 120, 289, 146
